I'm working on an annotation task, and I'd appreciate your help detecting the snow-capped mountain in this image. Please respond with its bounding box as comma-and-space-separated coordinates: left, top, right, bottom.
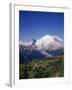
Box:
20, 39, 36, 46
19, 35, 64, 63
35, 35, 63, 50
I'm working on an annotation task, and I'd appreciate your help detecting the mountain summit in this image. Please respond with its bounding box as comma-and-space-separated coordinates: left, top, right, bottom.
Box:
35, 35, 63, 50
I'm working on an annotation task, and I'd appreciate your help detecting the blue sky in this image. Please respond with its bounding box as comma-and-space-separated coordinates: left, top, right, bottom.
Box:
19, 11, 64, 41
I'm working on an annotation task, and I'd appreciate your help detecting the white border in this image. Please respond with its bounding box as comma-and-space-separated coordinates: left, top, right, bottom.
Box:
10, 4, 70, 87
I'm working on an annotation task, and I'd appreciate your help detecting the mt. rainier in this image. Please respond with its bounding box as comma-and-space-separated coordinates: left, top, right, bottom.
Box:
35, 35, 63, 51
19, 35, 64, 63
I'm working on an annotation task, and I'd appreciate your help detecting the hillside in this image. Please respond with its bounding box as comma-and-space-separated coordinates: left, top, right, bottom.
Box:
19, 55, 64, 79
